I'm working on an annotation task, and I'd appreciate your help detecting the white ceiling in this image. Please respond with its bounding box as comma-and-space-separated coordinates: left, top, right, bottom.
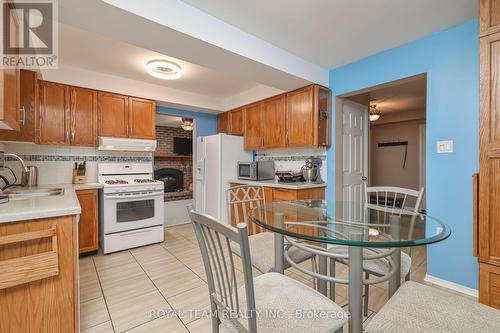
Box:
370, 78, 427, 114
181, 0, 478, 68
58, 23, 258, 99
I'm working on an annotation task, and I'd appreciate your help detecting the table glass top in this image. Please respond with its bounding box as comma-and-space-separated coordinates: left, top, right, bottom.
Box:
249, 200, 451, 247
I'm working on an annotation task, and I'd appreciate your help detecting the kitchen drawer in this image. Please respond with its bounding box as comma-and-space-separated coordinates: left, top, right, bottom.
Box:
272, 188, 298, 201
103, 225, 164, 254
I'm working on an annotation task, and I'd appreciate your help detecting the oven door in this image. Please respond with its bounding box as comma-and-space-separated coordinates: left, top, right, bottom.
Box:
103, 190, 164, 234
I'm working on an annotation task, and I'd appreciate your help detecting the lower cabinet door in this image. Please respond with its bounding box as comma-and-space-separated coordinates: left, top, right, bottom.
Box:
77, 189, 99, 253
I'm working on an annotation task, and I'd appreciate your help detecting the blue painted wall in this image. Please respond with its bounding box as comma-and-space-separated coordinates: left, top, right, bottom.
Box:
156, 106, 218, 137
328, 20, 479, 289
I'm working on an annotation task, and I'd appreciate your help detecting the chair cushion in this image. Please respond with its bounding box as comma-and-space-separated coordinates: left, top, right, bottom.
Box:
220, 272, 348, 333
365, 281, 500, 333
328, 245, 412, 278
231, 232, 314, 273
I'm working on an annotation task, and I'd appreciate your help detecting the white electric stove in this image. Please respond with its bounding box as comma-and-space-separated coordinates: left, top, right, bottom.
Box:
98, 163, 164, 254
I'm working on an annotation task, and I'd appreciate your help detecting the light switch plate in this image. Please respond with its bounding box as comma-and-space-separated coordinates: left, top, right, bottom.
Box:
437, 140, 453, 153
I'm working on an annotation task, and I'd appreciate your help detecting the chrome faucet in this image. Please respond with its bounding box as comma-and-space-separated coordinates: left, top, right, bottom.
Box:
1, 152, 31, 186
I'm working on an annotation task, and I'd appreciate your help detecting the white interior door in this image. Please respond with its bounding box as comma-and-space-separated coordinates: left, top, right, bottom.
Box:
341, 100, 368, 221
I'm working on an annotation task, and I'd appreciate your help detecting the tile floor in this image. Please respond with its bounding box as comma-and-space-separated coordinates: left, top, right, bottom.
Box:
79, 223, 429, 333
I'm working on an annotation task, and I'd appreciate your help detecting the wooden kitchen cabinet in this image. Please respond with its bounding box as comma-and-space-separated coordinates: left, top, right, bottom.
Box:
98, 93, 156, 139
480, 0, 500, 36
39, 82, 98, 146
243, 102, 264, 150
217, 112, 230, 134
0, 215, 79, 332
38, 81, 70, 145
218, 108, 244, 135
76, 189, 99, 254
0, 70, 37, 142
0, 0, 20, 131
479, 1, 500, 309
228, 108, 244, 135
98, 91, 129, 138
70, 87, 97, 146
262, 94, 286, 148
128, 97, 156, 139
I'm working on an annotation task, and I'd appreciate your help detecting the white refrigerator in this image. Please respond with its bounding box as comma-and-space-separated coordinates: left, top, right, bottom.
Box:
195, 134, 252, 224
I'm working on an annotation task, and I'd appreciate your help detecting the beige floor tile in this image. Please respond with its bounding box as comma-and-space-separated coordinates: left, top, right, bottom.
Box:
131, 244, 175, 264
81, 321, 114, 333
93, 251, 135, 271
102, 274, 157, 307
80, 297, 110, 331
80, 256, 96, 273
80, 268, 103, 303
125, 317, 188, 333
186, 317, 230, 333
107, 290, 171, 333
168, 285, 211, 324
140, 257, 188, 281
154, 266, 206, 298
98, 261, 145, 286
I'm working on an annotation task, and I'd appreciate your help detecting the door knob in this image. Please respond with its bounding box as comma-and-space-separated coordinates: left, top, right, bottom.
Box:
361, 176, 367, 181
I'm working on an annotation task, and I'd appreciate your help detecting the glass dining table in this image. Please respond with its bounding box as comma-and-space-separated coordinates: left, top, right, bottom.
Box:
249, 200, 451, 333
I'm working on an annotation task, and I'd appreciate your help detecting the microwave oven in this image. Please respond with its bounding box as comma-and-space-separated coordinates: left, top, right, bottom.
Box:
237, 160, 275, 181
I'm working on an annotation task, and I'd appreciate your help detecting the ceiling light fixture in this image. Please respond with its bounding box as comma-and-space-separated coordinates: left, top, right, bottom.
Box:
181, 117, 193, 131
146, 60, 182, 80
369, 104, 381, 122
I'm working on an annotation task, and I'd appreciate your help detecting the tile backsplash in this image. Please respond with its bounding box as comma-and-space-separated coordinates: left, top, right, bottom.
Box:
1, 142, 152, 185
255, 147, 327, 182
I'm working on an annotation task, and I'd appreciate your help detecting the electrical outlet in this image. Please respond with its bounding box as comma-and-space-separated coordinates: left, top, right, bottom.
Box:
437, 140, 453, 153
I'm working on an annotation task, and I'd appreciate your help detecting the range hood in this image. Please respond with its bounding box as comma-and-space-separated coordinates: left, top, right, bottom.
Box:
98, 137, 157, 152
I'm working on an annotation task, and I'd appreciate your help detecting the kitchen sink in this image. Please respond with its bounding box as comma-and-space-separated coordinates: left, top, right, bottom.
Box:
3, 186, 65, 199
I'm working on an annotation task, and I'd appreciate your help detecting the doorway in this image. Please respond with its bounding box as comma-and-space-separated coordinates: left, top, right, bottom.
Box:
334, 73, 428, 281
155, 113, 196, 226
335, 74, 427, 212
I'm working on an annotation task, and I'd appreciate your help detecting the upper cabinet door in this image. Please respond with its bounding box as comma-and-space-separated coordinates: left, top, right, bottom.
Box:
39, 81, 70, 145
286, 86, 315, 147
481, 0, 500, 36
98, 92, 129, 138
0, 0, 20, 131
316, 86, 332, 146
70, 87, 97, 146
128, 97, 156, 139
262, 95, 286, 148
0, 70, 36, 142
244, 102, 263, 150
228, 108, 243, 135
218, 112, 230, 133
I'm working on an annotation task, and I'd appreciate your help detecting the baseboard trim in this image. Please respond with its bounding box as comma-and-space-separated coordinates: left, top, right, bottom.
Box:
424, 274, 478, 298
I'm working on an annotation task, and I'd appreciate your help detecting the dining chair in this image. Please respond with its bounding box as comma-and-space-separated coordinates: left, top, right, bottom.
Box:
188, 209, 348, 333
365, 281, 500, 333
227, 185, 317, 275
329, 186, 424, 315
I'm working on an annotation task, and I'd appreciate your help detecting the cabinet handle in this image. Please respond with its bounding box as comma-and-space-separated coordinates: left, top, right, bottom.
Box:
285, 132, 289, 145
66, 131, 69, 142
19, 106, 26, 125
71, 131, 75, 143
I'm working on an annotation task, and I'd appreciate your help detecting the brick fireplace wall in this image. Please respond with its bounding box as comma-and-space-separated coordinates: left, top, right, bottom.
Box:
155, 125, 193, 201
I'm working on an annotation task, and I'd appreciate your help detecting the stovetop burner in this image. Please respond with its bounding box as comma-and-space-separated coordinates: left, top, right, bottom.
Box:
134, 179, 156, 183
105, 180, 129, 185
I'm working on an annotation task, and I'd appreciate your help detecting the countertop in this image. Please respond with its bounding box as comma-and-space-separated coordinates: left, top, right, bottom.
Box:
0, 182, 102, 224
230, 179, 326, 190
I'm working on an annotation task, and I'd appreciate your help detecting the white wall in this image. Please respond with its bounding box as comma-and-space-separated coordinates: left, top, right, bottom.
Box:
369, 120, 425, 190
164, 199, 192, 227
